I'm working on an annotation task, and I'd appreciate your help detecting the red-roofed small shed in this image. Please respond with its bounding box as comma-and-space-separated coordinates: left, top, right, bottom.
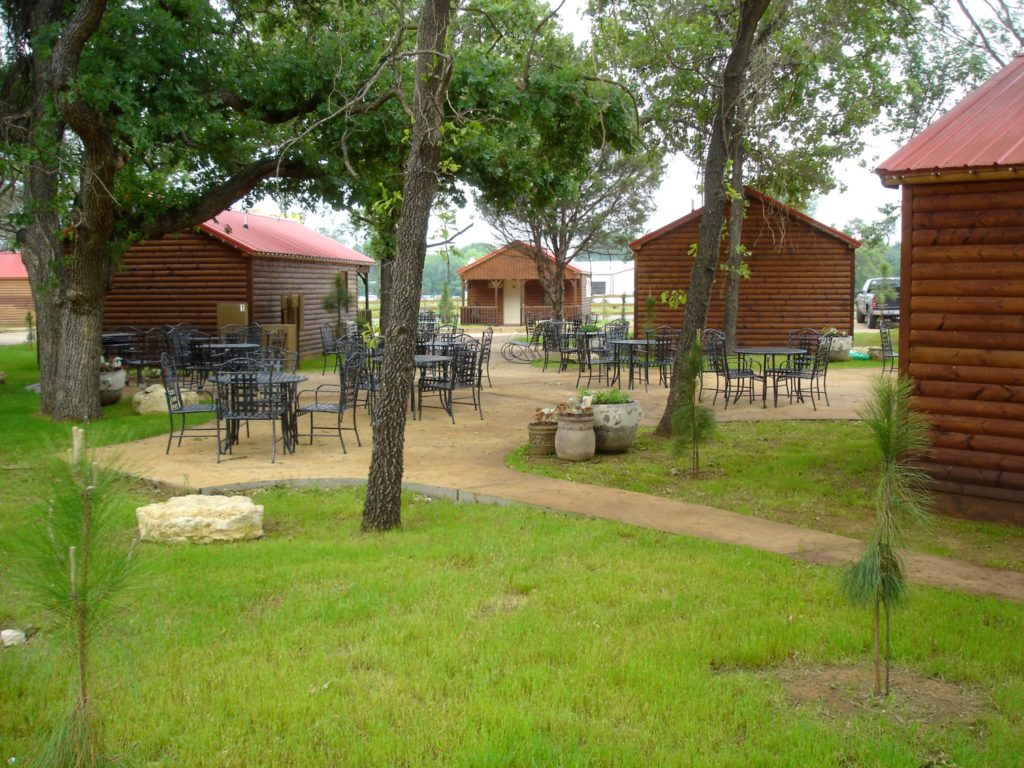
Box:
0, 251, 32, 327
877, 55, 1024, 525
103, 211, 374, 359
630, 188, 859, 342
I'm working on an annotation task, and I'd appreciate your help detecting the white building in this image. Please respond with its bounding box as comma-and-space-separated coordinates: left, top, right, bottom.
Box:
579, 258, 635, 303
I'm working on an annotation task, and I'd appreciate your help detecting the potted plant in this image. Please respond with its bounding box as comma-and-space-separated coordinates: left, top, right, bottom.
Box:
555, 395, 595, 461
527, 407, 559, 456
587, 388, 644, 454
98, 354, 126, 406
823, 326, 853, 361
322, 272, 352, 337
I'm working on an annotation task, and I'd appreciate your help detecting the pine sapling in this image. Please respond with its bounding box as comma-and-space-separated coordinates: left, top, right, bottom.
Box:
842, 376, 932, 697
671, 337, 716, 477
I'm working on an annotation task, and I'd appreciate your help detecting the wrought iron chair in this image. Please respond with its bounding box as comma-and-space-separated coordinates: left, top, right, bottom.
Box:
880, 321, 899, 374
256, 346, 298, 373
296, 354, 363, 453
319, 322, 338, 374
479, 326, 494, 387
575, 327, 617, 389
159, 353, 217, 454
418, 338, 482, 422
698, 329, 725, 402
125, 326, 169, 386
214, 361, 289, 463
706, 334, 760, 408
787, 334, 833, 410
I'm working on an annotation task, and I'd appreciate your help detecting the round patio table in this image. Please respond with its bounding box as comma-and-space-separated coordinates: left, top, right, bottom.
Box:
733, 346, 807, 408
609, 338, 655, 390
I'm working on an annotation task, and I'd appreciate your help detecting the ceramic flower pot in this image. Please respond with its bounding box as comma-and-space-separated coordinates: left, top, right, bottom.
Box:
528, 422, 558, 456
592, 401, 644, 454
555, 413, 595, 462
828, 335, 853, 361
99, 368, 127, 406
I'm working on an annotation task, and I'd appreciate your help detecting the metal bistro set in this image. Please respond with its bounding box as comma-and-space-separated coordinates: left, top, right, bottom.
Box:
501, 316, 677, 392
700, 328, 834, 410
318, 315, 494, 426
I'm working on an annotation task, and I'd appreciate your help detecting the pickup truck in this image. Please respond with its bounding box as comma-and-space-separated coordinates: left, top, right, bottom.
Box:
855, 277, 900, 328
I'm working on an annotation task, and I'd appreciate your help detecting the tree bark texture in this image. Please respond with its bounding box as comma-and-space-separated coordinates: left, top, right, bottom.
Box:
362, 0, 453, 532
655, 0, 771, 437
19, 0, 116, 421
530, 234, 567, 321
723, 133, 746, 352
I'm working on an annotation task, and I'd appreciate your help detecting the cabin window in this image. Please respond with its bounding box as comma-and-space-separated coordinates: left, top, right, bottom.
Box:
592, 281, 606, 296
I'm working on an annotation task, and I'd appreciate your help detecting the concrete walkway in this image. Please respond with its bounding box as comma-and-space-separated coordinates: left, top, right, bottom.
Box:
99, 334, 1024, 603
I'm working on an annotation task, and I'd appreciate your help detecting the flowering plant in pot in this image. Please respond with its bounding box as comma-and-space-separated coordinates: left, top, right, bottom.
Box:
98, 354, 127, 405
554, 395, 595, 461
527, 406, 559, 456
822, 326, 853, 362
585, 388, 643, 454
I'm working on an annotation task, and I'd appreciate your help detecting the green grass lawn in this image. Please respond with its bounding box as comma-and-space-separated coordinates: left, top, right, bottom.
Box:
2, 343, 1022, 765
2, 486, 1022, 766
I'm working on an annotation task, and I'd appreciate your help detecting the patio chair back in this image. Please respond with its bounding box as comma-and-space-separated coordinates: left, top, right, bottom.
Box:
880, 321, 898, 374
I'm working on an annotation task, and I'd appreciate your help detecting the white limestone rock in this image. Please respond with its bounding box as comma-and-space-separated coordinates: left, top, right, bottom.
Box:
132, 384, 204, 414
2, 629, 27, 647
136, 495, 263, 543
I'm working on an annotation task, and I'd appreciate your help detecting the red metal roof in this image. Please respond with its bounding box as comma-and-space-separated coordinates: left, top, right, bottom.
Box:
457, 241, 585, 278
0, 251, 26, 279
201, 211, 374, 266
629, 187, 861, 250
877, 55, 1024, 183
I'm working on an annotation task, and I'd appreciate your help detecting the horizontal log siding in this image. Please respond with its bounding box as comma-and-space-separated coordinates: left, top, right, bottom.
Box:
465, 281, 504, 324
0, 278, 34, 326
251, 256, 359, 360
104, 233, 249, 332
905, 178, 1024, 523
633, 205, 854, 344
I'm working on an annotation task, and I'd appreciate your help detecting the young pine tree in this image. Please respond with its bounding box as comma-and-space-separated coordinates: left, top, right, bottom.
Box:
842, 376, 932, 697
671, 337, 716, 477
10, 428, 138, 767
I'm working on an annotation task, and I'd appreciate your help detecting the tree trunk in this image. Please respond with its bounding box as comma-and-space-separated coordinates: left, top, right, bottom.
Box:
655, 0, 770, 437
530, 235, 566, 321
723, 136, 746, 352
362, 0, 453, 532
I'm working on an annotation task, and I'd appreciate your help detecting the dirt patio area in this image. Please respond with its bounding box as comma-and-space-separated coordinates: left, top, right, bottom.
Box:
98, 333, 1024, 603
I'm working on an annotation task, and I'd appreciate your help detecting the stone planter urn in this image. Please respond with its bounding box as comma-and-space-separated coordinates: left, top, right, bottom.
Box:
98, 368, 127, 406
828, 334, 853, 362
555, 413, 595, 462
527, 421, 558, 456
592, 401, 644, 454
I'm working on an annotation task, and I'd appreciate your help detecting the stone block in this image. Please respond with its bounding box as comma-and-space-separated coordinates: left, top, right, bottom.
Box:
132, 384, 204, 414
137, 494, 263, 543
2, 629, 27, 647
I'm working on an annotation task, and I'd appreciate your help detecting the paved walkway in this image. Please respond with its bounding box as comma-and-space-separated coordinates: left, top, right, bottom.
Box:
99, 335, 1024, 603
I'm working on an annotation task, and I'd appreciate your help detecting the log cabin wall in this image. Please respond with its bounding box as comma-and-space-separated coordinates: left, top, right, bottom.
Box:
903, 178, 1024, 525
104, 233, 249, 331
465, 281, 504, 323
0, 278, 33, 326
251, 256, 359, 359
633, 199, 855, 342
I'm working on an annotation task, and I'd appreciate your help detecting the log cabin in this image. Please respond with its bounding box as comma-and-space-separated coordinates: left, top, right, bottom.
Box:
877, 54, 1024, 525
457, 241, 590, 325
630, 188, 859, 342
0, 251, 32, 328
103, 210, 374, 359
